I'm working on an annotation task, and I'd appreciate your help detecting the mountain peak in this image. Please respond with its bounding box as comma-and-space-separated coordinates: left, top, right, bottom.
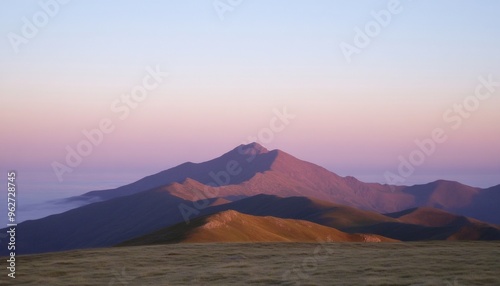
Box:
203, 210, 241, 229
235, 142, 269, 155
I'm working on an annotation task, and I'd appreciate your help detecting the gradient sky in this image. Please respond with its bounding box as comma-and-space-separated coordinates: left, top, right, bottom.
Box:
1, 0, 499, 208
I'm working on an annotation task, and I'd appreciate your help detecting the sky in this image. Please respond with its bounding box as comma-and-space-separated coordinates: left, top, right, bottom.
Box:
1, 0, 499, 213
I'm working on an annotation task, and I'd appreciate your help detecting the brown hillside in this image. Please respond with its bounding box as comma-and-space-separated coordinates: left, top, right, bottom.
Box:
118, 210, 397, 246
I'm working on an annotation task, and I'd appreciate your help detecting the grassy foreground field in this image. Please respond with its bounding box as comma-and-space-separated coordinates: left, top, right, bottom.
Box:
2, 242, 499, 285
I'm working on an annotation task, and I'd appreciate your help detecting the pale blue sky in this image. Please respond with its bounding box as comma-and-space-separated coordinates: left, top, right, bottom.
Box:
2, 0, 499, 84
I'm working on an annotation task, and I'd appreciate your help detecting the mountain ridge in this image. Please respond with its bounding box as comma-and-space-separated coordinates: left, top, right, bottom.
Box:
64, 143, 499, 224
117, 210, 398, 246
2, 142, 498, 255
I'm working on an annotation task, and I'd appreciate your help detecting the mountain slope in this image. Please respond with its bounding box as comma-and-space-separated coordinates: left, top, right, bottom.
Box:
379, 207, 500, 241
457, 184, 500, 224
2, 143, 498, 255
202, 195, 500, 241
118, 210, 397, 246
68, 143, 275, 203
344, 207, 500, 241
2, 192, 498, 256
201, 194, 398, 229
3, 189, 194, 255
386, 207, 474, 227
5, 191, 395, 255
63, 143, 499, 224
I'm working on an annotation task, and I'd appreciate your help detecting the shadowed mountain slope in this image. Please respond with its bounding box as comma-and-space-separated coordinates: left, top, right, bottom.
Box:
346, 207, 500, 241
4, 190, 194, 255
456, 184, 500, 224
201, 195, 500, 241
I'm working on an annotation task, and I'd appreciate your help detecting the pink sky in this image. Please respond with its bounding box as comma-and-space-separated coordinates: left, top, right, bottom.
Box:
1, 83, 499, 190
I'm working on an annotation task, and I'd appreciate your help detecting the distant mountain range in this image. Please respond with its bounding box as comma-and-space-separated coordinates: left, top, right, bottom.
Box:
2, 143, 498, 255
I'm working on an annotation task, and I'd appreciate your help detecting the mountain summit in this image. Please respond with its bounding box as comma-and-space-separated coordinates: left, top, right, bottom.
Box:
235, 142, 269, 155
74, 142, 277, 201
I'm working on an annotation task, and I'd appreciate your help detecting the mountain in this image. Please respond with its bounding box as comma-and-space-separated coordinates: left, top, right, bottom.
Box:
386, 207, 474, 227
201, 194, 398, 229
117, 210, 397, 246
67, 142, 275, 203
456, 184, 500, 224
3, 191, 397, 255
64, 143, 500, 224
200, 195, 500, 241
344, 207, 500, 241
5, 191, 497, 256
377, 207, 500, 241
1, 143, 498, 255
